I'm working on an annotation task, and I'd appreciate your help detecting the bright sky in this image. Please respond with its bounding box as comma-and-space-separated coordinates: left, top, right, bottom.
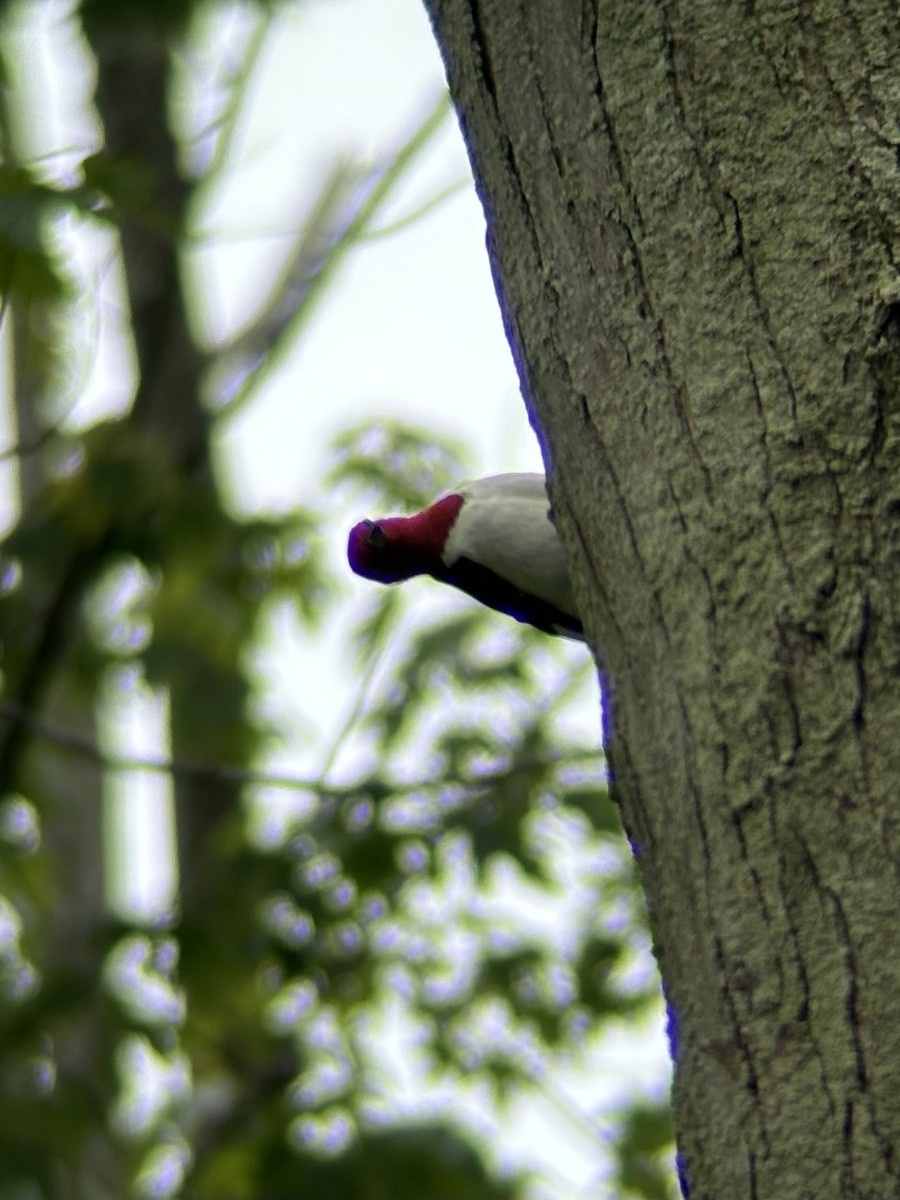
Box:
179, 0, 573, 809
183, 0, 552, 781
0, 0, 542, 908
196, 0, 540, 511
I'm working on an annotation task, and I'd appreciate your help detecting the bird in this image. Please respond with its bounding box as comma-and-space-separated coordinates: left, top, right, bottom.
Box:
347, 473, 583, 640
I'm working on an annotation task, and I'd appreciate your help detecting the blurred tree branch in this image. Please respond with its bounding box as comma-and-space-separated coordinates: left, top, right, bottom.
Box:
0, 696, 601, 801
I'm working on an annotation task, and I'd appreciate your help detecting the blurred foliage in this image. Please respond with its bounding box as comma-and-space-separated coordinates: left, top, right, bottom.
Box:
0, 3, 675, 1200
0, 165, 73, 302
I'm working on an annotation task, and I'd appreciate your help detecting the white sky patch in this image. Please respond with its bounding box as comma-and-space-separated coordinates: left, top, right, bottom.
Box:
100, 671, 178, 923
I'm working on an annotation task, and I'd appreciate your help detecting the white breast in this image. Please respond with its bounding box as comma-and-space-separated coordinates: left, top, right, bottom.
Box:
442, 474, 576, 617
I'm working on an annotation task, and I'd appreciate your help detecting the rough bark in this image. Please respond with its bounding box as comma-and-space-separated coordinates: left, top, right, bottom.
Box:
422, 1, 900, 1196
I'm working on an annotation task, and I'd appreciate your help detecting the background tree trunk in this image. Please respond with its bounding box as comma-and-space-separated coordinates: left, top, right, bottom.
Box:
0, 73, 115, 1200
423, 2, 900, 1195
83, 14, 239, 918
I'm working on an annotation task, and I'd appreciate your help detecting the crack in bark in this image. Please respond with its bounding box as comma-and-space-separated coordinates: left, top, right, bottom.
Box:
726, 191, 802, 436
588, 15, 717, 498
775, 817, 837, 1124
712, 930, 768, 1158
531, 70, 566, 186
801, 0, 900, 266
565, 476, 624, 653
851, 587, 870, 741
745, 348, 773, 457
469, 0, 498, 105
593, 32, 717, 497
744, 351, 795, 592
867, 303, 898, 468
773, 622, 804, 761
822, 869, 899, 1186
658, 1, 806, 463
748, 1147, 759, 1200
786, 814, 900, 1190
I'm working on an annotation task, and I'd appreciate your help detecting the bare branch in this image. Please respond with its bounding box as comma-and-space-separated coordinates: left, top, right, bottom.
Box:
0, 697, 600, 803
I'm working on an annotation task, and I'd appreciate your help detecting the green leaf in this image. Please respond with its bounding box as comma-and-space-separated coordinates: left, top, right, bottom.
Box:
614, 1100, 678, 1200
0, 165, 71, 301
329, 420, 471, 511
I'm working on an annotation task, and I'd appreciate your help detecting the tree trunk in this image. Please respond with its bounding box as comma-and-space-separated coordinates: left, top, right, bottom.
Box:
84, 12, 243, 917
423, 2, 900, 1196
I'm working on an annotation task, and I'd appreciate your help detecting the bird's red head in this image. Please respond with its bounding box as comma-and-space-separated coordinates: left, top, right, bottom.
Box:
347, 492, 464, 584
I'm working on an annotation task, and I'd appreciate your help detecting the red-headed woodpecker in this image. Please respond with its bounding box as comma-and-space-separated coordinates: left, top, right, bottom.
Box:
347, 474, 583, 639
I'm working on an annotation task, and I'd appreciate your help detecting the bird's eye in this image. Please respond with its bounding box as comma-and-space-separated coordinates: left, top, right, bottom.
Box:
367, 523, 387, 551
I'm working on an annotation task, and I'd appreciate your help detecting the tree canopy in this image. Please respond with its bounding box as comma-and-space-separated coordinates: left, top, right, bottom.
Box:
0, 4, 673, 1198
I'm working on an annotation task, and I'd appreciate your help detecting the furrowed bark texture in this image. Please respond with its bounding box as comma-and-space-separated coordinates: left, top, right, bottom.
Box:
423, 2, 900, 1197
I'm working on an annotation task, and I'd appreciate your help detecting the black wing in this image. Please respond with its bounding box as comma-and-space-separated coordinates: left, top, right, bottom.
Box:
437, 556, 584, 640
